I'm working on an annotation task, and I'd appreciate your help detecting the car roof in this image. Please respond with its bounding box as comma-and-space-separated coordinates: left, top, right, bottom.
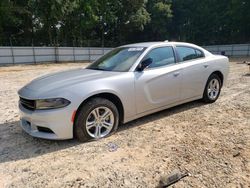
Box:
120, 41, 212, 56
121, 42, 164, 48
121, 41, 201, 48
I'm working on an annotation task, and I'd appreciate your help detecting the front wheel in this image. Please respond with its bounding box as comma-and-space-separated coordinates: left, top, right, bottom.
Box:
74, 98, 119, 142
202, 74, 222, 103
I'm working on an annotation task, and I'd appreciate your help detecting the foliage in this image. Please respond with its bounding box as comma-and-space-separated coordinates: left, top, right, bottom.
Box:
0, 0, 249, 46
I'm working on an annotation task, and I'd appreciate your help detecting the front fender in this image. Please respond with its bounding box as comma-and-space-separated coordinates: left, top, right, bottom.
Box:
66, 73, 136, 123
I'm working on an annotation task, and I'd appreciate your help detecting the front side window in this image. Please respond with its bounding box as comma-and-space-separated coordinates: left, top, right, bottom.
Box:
176, 46, 204, 62
142, 46, 175, 69
87, 47, 146, 72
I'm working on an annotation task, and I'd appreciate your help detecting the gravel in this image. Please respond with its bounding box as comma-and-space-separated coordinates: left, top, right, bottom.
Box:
0, 59, 249, 187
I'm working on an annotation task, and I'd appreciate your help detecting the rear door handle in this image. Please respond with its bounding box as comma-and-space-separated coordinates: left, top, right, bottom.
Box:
173, 72, 180, 77
204, 64, 209, 68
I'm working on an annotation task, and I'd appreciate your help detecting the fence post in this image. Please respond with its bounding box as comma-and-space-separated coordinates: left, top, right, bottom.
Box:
248, 44, 250, 57
32, 42, 36, 64
88, 47, 91, 62
54, 46, 56, 63
9, 38, 15, 64
73, 46, 76, 62
73, 40, 76, 62
231, 45, 234, 57
54, 45, 59, 63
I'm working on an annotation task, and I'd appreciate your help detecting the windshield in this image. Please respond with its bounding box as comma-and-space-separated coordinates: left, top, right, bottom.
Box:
86, 47, 146, 72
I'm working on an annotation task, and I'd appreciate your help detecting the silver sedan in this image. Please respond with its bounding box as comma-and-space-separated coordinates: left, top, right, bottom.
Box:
18, 42, 229, 141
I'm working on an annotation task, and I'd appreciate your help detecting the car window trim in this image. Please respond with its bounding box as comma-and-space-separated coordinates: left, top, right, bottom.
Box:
174, 45, 205, 63
135, 45, 177, 71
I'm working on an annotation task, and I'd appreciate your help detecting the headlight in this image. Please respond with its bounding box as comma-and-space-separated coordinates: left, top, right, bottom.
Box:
35, 98, 70, 110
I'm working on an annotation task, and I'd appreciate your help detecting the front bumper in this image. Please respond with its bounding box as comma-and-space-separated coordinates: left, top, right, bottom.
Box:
19, 103, 74, 140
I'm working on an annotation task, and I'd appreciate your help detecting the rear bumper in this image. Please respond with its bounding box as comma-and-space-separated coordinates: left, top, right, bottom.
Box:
19, 104, 74, 140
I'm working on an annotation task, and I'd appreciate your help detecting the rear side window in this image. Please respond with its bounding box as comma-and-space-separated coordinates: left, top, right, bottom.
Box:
143, 46, 175, 68
195, 49, 204, 58
176, 46, 204, 62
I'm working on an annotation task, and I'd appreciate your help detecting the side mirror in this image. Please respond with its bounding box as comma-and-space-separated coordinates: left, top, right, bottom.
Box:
137, 58, 153, 71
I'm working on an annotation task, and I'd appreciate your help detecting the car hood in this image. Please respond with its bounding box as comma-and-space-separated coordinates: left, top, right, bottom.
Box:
19, 68, 120, 96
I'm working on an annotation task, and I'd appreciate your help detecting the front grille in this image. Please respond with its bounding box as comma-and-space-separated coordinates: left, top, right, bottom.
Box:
19, 97, 36, 111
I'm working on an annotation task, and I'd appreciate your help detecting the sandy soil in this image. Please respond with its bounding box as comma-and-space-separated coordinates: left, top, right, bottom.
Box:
0, 59, 249, 188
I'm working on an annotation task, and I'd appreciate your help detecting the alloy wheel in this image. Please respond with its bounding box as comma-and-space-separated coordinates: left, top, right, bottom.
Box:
85, 106, 114, 139
207, 78, 220, 100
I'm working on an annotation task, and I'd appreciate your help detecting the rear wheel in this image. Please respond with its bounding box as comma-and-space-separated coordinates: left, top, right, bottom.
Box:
202, 74, 222, 103
74, 97, 119, 142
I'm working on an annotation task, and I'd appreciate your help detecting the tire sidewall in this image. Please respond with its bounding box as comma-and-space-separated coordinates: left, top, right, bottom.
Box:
74, 98, 119, 142
203, 74, 222, 103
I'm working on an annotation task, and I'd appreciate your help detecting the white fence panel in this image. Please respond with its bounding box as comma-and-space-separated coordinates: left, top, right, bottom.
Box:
14, 56, 34, 64
34, 47, 55, 55
35, 55, 55, 62
13, 47, 33, 56
58, 55, 74, 62
203, 44, 250, 56
0, 56, 13, 64
0, 46, 113, 64
74, 48, 89, 55
0, 47, 12, 56
75, 55, 89, 61
0, 44, 249, 65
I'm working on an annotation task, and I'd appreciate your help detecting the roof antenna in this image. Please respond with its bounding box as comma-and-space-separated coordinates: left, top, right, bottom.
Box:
164, 40, 169, 42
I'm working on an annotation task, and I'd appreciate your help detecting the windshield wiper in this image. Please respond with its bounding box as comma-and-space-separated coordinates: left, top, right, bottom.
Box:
87, 67, 108, 71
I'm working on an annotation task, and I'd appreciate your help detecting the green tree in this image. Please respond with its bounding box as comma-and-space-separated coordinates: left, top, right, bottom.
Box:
144, 0, 172, 41
0, 0, 249, 46
0, 0, 29, 45
32, 0, 78, 46
58, 0, 99, 46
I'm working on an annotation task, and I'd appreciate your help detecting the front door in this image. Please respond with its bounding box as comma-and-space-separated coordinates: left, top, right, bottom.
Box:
134, 46, 182, 114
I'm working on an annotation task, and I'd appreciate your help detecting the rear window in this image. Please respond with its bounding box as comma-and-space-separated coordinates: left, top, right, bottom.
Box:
176, 46, 204, 62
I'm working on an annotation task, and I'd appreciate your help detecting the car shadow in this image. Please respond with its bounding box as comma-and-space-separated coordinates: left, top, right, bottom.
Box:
119, 100, 206, 132
0, 121, 81, 163
0, 100, 206, 164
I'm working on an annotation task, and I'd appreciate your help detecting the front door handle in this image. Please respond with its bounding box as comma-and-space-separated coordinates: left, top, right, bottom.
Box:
204, 64, 209, 68
173, 72, 180, 77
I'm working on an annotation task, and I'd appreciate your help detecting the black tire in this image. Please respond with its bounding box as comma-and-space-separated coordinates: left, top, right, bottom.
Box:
202, 74, 222, 103
74, 97, 119, 142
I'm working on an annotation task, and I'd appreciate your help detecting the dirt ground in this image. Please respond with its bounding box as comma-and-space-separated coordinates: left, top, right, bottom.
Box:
0, 58, 249, 188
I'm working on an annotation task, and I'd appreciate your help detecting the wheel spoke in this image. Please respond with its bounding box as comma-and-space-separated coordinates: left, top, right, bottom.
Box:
212, 80, 217, 88
209, 83, 213, 89
86, 121, 95, 129
102, 110, 111, 119
102, 121, 112, 130
211, 80, 215, 87
93, 108, 100, 119
94, 126, 100, 138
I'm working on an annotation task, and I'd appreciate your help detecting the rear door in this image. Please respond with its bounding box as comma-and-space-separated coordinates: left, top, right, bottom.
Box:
175, 46, 209, 100
134, 46, 182, 114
